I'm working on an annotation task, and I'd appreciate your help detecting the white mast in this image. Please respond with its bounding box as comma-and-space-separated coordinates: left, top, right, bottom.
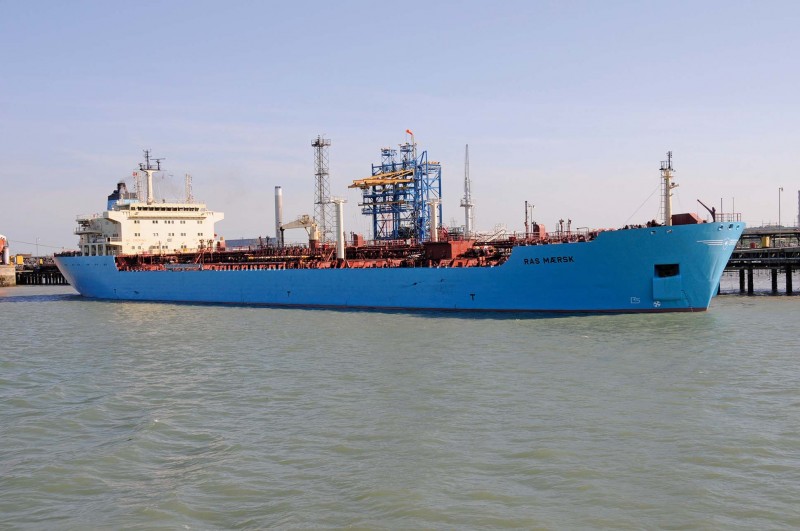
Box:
139, 150, 163, 206
660, 151, 678, 226
460, 144, 474, 238
145, 170, 154, 204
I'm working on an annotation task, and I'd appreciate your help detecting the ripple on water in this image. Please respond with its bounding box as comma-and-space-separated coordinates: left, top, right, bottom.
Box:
1, 289, 799, 528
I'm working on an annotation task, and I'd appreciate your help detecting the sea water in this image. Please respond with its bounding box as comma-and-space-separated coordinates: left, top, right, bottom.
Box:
1, 283, 799, 529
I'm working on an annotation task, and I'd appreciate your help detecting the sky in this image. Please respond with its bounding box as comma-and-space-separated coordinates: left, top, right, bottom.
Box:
1, 0, 799, 253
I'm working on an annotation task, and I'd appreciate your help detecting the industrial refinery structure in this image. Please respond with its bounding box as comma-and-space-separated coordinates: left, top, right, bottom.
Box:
349, 131, 443, 242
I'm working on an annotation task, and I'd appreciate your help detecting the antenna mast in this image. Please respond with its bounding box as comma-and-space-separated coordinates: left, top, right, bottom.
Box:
460, 144, 475, 238
185, 173, 193, 203
312, 136, 334, 242
659, 151, 678, 226
139, 149, 164, 205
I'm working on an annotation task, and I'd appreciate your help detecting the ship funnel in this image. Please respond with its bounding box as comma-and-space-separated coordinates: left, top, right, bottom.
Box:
275, 186, 283, 246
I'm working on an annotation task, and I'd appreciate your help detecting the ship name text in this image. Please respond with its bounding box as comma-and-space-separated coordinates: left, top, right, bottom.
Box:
522, 256, 575, 265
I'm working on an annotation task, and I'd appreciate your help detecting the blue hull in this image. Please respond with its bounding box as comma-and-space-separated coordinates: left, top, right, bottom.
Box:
55, 223, 744, 313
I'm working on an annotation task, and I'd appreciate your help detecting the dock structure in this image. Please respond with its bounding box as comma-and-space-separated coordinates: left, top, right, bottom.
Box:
16, 267, 69, 285
0, 235, 13, 286
725, 227, 800, 294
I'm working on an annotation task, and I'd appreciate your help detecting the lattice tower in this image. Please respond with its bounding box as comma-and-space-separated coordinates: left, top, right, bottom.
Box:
312, 136, 334, 242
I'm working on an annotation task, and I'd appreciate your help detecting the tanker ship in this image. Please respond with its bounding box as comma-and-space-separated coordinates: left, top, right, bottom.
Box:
54, 146, 744, 313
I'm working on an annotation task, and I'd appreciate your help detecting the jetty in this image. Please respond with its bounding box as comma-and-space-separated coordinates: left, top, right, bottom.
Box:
725, 227, 800, 294
15, 265, 69, 286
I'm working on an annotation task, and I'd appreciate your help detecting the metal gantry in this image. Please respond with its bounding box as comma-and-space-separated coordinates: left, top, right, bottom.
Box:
312, 135, 334, 242
350, 134, 442, 241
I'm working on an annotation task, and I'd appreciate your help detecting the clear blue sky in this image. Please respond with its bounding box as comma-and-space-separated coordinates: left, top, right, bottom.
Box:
1, 0, 798, 252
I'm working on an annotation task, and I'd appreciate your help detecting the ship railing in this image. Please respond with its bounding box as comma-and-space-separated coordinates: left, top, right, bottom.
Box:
547, 227, 593, 242
481, 228, 508, 242
503, 228, 593, 244
717, 213, 742, 222
74, 226, 103, 235
76, 213, 102, 221
83, 236, 121, 244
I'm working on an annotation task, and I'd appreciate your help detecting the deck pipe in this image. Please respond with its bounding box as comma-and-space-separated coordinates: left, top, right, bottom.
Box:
429, 199, 440, 242
275, 186, 283, 247
334, 199, 345, 260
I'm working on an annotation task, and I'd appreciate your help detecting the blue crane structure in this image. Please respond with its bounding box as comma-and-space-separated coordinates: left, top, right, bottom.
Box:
349, 134, 442, 242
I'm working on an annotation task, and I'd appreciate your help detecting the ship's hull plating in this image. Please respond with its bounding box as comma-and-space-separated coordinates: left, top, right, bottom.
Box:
55, 223, 744, 313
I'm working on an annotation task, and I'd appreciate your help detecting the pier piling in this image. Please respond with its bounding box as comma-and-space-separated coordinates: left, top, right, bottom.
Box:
726, 228, 799, 295
15, 269, 68, 285
787, 265, 793, 294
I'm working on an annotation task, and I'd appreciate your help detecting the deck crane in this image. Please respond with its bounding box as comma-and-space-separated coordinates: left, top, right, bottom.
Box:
696, 199, 717, 222
280, 215, 320, 249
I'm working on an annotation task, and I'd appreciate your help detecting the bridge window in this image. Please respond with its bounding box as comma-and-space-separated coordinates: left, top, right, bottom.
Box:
655, 263, 680, 278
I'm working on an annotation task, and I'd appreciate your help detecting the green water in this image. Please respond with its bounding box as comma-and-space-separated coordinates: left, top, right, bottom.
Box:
2, 286, 799, 529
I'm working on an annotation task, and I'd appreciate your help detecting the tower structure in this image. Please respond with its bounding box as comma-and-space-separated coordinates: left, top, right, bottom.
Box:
312, 136, 334, 242
349, 131, 442, 242
138, 149, 163, 205
185, 174, 193, 203
460, 144, 474, 238
659, 151, 678, 226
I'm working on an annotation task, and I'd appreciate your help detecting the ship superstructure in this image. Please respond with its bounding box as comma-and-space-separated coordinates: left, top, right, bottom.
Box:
74, 151, 224, 257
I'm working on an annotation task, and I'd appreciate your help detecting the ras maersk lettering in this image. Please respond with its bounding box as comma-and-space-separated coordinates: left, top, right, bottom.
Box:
523, 256, 575, 265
